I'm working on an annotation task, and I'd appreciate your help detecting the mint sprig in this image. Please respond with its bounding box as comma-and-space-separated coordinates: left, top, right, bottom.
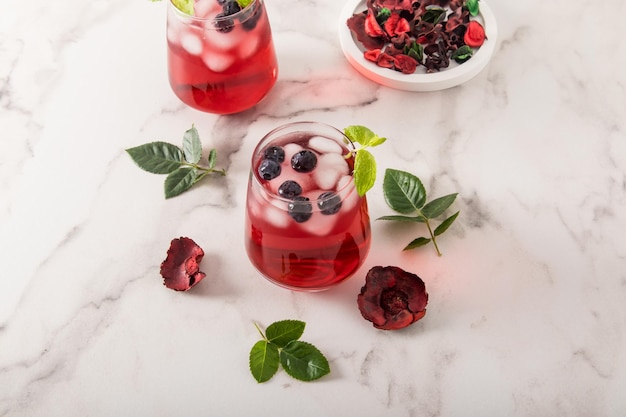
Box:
343, 125, 387, 196
126, 125, 226, 199
249, 320, 330, 383
378, 168, 459, 256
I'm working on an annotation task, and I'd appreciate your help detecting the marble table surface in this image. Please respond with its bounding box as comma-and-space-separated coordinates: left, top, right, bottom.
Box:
2, 0, 625, 415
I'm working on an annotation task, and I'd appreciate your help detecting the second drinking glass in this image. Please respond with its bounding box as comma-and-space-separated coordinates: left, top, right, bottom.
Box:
166, 0, 278, 114
245, 122, 372, 291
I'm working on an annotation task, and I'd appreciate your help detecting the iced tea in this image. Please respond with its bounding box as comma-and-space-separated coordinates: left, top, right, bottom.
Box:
245, 122, 372, 291
166, 0, 278, 114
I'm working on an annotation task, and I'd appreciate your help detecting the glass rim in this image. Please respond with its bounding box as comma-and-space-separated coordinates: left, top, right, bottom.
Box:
168, 0, 260, 23
250, 121, 359, 206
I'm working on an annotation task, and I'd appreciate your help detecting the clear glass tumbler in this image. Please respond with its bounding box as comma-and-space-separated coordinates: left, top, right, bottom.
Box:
245, 122, 372, 291
166, 0, 278, 114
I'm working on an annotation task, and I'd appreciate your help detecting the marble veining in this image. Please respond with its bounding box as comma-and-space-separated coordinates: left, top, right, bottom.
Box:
1, 0, 626, 415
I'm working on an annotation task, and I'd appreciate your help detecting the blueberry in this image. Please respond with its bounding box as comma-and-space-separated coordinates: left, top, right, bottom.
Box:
214, 12, 235, 33
278, 180, 302, 199
222, 0, 241, 15
263, 146, 285, 163
317, 191, 342, 215
288, 196, 313, 223
258, 159, 281, 180
241, 3, 261, 31
291, 150, 317, 173
214, 0, 241, 32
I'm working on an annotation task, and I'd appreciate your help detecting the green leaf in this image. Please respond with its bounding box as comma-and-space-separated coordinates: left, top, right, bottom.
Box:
343, 125, 379, 147
236, 0, 252, 8
126, 141, 183, 174
404, 237, 431, 250
279, 341, 330, 382
377, 215, 426, 223
182, 125, 202, 164
451, 45, 473, 63
354, 149, 376, 196
249, 340, 280, 383
421, 193, 458, 219
422, 7, 446, 24
434, 211, 459, 236
382, 169, 426, 214
172, 0, 194, 15
207, 149, 217, 170
265, 320, 305, 348
466, 0, 480, 16
164, 167, 197, 199
376, 7, 391, 24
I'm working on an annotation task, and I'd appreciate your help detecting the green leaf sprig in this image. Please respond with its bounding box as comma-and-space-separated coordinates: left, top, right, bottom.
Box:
126, 125, 226, 199
378, 168, 459, 256
343, 125, 387, 196
249, 320, 330, 383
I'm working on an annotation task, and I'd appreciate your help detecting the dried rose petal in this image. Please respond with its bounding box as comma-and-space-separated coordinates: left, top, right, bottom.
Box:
159, 237, 206, 291
384, 13, 410, 37
464, 20, 486, 47
357, 266, 428, 330
346, 12, 385, 50
393, 54, 418, 74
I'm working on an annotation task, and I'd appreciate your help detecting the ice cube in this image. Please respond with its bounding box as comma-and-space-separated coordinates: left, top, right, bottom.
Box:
264, 203, 290, 228
167, 26, 180, 45
204, 26, 244, 51
337, 175, 359, 212
194, 0, 218, 18
313, 153, 350, 190
296, 191, 338, 236
180, 32, 203, 56
202, 50, 235, 72
283, 143, 304, 161
308, 136, 343, 155
238, 35, 260, 59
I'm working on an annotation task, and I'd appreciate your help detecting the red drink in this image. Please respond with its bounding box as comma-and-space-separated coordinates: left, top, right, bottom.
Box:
166, 0, 278, 114
245, 122, 372, 291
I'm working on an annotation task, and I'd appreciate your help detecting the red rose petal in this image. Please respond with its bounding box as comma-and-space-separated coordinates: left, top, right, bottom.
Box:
160, 237, 207, 291
464, 20, 486, 48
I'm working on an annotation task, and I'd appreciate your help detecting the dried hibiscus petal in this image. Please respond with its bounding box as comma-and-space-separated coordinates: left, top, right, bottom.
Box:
357, 266, 428, 330
160, 237, 206, 291
384, 13, 410, 37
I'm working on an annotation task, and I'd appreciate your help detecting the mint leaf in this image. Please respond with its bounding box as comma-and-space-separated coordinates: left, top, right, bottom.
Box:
434, 211, 459, 236
343, 125, 376, 146
237, 0, 252, 8
421, 193, 458, 219
182, 125, 202, 164
280, 341, 330, 382
172, 0, 194, 15
249, 340, 280, 383
354, 149, 376, 196
265, 320, 305, 348
126, 142, 183, 174
382, 169, 426, 214
164, 167, 197, 199
404, 237, 431, 250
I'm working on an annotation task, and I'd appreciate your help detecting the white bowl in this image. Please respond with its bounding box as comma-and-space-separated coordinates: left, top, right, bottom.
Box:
338, 0, 498, 91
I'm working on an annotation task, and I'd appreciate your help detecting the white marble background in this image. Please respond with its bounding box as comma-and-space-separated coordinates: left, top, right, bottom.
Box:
1, 0, 625, 415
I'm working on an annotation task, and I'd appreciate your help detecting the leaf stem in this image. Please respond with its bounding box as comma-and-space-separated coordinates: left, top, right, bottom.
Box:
253, 322, 267, 341
425, 219, 442, 256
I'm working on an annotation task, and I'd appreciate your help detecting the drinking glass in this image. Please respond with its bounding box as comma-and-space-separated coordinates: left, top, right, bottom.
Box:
166, 0, 278, 114
245, 122, 372, 291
